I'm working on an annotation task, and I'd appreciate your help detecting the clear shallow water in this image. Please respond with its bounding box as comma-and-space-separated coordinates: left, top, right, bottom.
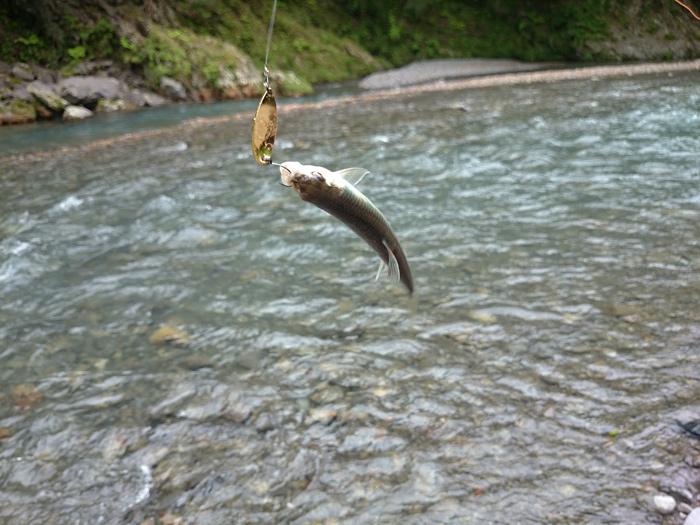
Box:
1, 72, 700, 524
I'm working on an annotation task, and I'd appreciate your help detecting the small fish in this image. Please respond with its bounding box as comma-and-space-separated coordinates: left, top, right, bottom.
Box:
279, 161, 414, 293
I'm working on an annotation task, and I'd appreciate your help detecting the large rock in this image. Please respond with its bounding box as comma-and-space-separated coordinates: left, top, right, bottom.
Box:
27, 81, 68, 112
11, 62, 35, 81
33, 65, 57, 84
0, 61, 11, 75
0, 100, 37, 125
142, 92, 169, 107
10, 84, 32, 102
160, 76, 187, 100
62, 105, 94, 121
58, 76, 120, 108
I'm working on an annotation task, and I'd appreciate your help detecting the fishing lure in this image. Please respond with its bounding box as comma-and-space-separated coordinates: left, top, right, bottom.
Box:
251, 0, 278, 165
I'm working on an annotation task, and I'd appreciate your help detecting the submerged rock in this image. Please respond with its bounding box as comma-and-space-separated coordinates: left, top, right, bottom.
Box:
10, 384, 42, 408
149, 325, 192, 346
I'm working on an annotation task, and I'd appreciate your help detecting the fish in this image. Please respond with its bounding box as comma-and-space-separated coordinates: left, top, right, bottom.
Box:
279, 161, 414, 293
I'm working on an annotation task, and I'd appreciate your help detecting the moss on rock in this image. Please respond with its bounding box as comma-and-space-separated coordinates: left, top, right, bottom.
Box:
0, 100, 37, 125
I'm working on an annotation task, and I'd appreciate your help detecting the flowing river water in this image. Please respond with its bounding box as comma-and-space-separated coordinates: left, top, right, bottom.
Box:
1, 68, 699, 524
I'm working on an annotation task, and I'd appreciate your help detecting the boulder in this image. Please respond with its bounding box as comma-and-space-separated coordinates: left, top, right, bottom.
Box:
33, 65, 58, 84
63, 105, 94, 121
11, 84, 33, 102
27, 81, 68, 112
58, 76, 120, 108
142, 92, 169, 107
11, 62, 35, 81
120, 88, 146, 107
160, 76, 187, 100
0, 61, 11, 75
0, 100, 37, 125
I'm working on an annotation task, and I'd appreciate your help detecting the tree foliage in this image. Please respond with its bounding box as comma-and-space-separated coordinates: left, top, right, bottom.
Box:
0, 0, 692, 86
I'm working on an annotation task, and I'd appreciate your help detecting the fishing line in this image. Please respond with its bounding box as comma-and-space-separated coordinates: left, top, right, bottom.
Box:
251, 0, 279, 165
263, 0, 277, 89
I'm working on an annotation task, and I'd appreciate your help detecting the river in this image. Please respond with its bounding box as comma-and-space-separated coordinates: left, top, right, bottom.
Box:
1, 69, 699, 524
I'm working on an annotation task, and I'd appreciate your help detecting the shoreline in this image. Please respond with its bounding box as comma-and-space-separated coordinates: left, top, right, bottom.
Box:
3, 59, 699, 166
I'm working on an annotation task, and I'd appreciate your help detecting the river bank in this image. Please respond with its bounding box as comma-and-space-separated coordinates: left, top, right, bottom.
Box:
2, 58, 699, 163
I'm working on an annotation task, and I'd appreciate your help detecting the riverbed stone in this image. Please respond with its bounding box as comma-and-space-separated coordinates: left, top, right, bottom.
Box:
160, 76, 187, 100
27, 81, 68, 112
685, 508, 700, 525
310, 384, 345, 404
654, 493, 677, 514
11, 62, 35, 81
63, 105, 94, 121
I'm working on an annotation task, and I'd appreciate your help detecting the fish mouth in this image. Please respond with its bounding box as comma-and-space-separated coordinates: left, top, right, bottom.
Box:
278, 164, 292, 187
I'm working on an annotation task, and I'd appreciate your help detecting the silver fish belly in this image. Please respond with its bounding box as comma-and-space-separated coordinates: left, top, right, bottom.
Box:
280, 162, 414, 293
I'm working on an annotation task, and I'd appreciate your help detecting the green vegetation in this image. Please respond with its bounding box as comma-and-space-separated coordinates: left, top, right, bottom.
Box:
0, 0, 697, 93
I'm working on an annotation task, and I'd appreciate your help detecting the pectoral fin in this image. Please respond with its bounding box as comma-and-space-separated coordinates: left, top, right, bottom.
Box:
334, 167, 369, 186
373, 241, 400, 283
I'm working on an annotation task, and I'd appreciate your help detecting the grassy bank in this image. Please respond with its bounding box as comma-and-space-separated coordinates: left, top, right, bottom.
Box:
1, 0, 699, 94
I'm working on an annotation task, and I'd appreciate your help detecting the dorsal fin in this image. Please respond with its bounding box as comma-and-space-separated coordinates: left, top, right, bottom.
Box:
334, 167, 369, 186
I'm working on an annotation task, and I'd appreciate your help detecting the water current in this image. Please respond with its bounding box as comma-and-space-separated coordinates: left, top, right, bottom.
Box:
1, 70, 699, 524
